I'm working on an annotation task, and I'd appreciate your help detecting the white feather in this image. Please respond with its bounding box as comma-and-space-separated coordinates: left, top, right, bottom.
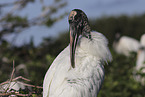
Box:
113, 36, 140, 56
43, 31, 112, 97
140, 34, 145, 46
134, 34, 145, 85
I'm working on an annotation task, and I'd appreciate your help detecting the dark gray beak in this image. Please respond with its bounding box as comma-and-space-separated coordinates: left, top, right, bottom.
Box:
70, 25, 80, 68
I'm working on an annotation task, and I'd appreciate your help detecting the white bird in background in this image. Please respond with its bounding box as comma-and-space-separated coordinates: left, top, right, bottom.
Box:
140, 34, 145, 46
43, 9, 112, 97
135, 34, 145, 85
113, 32, 140, 56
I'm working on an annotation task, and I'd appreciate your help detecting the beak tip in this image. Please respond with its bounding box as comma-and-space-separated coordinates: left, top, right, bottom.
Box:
71, 62, 75, 68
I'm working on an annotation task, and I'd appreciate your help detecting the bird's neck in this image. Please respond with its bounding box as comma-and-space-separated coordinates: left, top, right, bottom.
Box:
82, 25, 91, 39
76, 31, 112, 66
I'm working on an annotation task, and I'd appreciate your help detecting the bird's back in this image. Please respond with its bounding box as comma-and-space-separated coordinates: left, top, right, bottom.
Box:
114, 36, 140, 56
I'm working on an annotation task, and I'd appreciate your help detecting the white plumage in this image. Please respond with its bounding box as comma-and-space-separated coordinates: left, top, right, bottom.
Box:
135, 34, 145, 85
43, 32, 112, 97
113, 33, 140, 56
140, 34, 145, 46
43, 9, 112, 97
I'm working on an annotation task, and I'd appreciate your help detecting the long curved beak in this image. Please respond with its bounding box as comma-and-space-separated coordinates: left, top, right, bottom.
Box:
70, 25, 80, 68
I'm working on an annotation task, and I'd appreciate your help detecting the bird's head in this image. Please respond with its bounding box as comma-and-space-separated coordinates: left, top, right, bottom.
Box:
69, 9, 91, 68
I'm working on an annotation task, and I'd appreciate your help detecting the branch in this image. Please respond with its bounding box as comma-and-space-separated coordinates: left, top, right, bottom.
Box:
0, 60, 43, 96
18, 81, 43, 89
0, 92, 31, 96
0, 76, 31, 86
4, 60, 15, 93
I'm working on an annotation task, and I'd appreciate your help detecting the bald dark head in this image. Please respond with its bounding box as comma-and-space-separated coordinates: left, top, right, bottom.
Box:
69, 9, 91, 68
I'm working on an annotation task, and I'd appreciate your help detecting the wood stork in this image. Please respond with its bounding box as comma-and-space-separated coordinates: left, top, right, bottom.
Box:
135, 34, 145, 85
43, 9, 112, 97
113, 32, 140, 56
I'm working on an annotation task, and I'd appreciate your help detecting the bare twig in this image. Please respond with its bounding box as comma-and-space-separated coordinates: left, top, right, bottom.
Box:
4, 60, 15, 93
13, 76, 31, 82
0, 76, 30, 86
0, 61, 43, 96
18, 81, 43, 89
0, 75, 43, 96
10, 60, 15, 81
0, 92, 31, 96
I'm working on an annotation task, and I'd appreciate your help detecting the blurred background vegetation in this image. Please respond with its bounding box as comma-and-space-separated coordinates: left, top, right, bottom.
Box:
0, 0, 145, 97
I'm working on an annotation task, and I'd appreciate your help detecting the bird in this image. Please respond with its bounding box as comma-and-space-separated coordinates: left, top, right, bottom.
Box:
43, 9, 112, 97
135, 34, 145, 85
113, 32, 140, 56
140, 34, 145, 46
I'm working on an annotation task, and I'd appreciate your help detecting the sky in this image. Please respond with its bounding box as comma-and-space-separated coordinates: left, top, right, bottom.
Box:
1, 0, 145, 46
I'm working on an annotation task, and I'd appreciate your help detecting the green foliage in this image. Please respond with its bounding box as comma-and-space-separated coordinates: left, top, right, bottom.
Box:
40, 32, 69, 56
0, 0, 67, 40
45, 18, 55, 27
98, 50, 145, 97
90, 14, 145, 46
6, 14, 27, 23
0, 43, 55, 86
